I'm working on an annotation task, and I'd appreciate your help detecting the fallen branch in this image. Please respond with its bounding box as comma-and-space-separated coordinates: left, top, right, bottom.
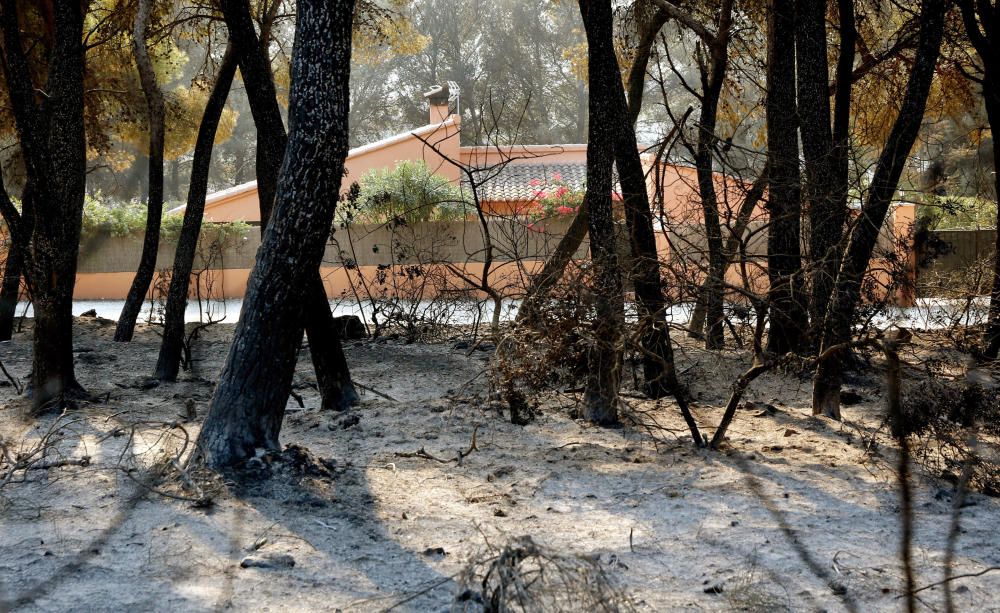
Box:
354, 381, 398, 402
907, 566, 1000, 597
395, 426, 479, 465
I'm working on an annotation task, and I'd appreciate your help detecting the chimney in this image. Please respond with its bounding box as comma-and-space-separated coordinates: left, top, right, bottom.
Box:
423, 84, 451, 124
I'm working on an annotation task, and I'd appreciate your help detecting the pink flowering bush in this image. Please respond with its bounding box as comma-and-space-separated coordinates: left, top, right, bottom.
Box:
523, 173, 584, 228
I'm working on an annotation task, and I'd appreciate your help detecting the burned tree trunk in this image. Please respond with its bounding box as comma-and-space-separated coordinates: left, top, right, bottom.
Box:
613, 77, 678, 399
0, 0, 87, 411
813, 0, 945, 418
984, 79, 1000, 359
958, 0, 1000, 358
515, 201, 589, 325
578, 0, 625, 425
764, 0, 806, 355
0, 242, 22, 341
220, 0, 357, 408
197, 0, 356, 467
116, 0, 166, 342
801, 0, 855, 346
155, 47, 238, 381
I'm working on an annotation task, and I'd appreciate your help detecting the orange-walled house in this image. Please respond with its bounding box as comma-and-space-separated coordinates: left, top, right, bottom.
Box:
72, 84, 917, 302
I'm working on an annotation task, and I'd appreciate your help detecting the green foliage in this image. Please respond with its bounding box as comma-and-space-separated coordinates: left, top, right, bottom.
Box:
81, 194, 250, 246
351, 160, 470, 224
918, 196, 998, 230
82, 195, 148, 239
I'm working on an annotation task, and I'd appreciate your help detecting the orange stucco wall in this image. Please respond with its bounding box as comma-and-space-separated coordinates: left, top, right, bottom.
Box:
194, 116, 462, 223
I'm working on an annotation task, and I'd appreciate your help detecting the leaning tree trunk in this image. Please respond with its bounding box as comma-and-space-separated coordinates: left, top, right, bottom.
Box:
221, 0, 358, 408
0, 0, 88, 411
764, 0, 807, 355
614, 86, 678, 399
305, 276, 359, 410
578, 0, 625, 425
0, 242, 22, 341
115, 0, 166, 342
515, 201, 589, 325
197, 0, 356, 467
813, 0, 945, 418
155, 47, 238, 381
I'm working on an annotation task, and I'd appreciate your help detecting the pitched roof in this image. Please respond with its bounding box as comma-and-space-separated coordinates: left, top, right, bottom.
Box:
464, 162, 604, 202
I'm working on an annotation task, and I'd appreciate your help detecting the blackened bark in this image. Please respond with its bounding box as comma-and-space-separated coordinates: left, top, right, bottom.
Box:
218, 0, 287, 225
221, 0, 357, 408
305, 276, 359, 410
515, 201, 589, 325
578, 0, 625, 425
625, 7, 668, 128
155, 47, 238, 381
800, 0, 854, 346
984, 76, 1000, 358
614, 66, 679, 400
520, 6, 669, 326
0, 242, 22, 341
686, 0, 735, 350
197, 0, 356, 467
958, 0, 1000, 358
0, 0, 87, 411
116, 0, 166, 342
765, 0, 807, 355
813, 0, 945, 418
689, 167, 770, 339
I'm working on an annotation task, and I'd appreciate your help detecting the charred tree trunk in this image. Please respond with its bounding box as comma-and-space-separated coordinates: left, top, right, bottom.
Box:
197, 0, 356, 467
305, 277, 359, 410
614, 68, 679, 398
689, 167, 770, 339
625, 7, 668, 128
984, 76, 1000, 358
0, 0, 87, 411
116, 0, 166, 342
800, 0, 855, 347
519, 6, 670, 326
578, 0, 625, 425
765, 0, 807, 355
515, 201, 589, 325
0, 242, 22, 341
813, 0, 944, 418
155, 47, 238, 381
220, 0, 357, 408
958, 0, 1000, 358
693, 59, 728, 351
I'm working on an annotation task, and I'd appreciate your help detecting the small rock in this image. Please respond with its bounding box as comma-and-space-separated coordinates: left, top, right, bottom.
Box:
493, 508, 508, 517
841, 390, 864, 405
337, 414, 360, 429
79, 309, 98, 318
332, 315, 367, 340
783, 428, 798, 437
240, 553, 296, 569
182, 398, 197, 421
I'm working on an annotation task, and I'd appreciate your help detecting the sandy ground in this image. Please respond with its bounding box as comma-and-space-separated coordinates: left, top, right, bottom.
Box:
1, 316, 999, 612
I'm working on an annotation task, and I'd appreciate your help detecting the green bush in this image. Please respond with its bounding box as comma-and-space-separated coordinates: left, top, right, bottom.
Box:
351, 160, 470, 224
81, 194, 250, 246
918, 195, 998, 230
